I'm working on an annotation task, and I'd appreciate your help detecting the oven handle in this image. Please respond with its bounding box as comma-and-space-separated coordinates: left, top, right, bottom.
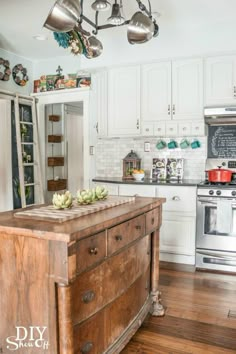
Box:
198, 199, 236, 207
197, 250, 236, 260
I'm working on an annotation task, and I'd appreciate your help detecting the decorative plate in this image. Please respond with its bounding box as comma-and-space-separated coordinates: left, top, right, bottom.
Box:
0, 58, 11, 81
12, 64, 29, 86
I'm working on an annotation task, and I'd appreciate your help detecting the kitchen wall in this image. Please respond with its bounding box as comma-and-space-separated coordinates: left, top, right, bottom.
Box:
95, 136, 207, 180
0, 49, 33, 95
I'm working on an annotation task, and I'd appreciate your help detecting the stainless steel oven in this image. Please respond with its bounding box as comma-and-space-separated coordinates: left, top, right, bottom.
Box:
196, 186, 236, 272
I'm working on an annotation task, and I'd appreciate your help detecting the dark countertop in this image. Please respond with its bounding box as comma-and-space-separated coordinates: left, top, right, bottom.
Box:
92, 177, 201, 187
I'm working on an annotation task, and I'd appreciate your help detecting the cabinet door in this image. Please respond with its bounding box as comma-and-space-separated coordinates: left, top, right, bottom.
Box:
91, 71, 108, 137
160, 212, 196, 256
172, 58, 203, 120
141, 61, 171, 122
205, 55, 236, 105
108, 66, 140, 136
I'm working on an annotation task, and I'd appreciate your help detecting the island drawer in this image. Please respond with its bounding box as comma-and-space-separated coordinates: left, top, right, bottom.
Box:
146, 207, 161, 234
107, 214, 145, 255
68, 236, 150, 325
69, 231, 107, 275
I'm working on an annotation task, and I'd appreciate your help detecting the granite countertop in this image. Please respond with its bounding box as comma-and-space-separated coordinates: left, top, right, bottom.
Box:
92, 177, 202, 187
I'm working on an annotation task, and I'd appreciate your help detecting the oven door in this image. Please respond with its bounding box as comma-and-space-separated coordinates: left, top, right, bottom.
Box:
196, 196, 236, 252
196, 249, 236, 273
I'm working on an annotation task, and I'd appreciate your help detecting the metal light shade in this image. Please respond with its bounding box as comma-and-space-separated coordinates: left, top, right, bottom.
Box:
107, 2, 125, 25
91, 0, 111, 11
44, 0, 81, 32
127, 11, 154, 44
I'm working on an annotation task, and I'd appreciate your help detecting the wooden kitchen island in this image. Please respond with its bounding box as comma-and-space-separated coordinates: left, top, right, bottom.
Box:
0, 196, 165, 354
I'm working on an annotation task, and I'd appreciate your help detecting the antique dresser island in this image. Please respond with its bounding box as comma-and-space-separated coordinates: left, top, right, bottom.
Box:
0, 196, 165, 354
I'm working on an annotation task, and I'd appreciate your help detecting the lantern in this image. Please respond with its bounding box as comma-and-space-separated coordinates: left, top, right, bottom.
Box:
122, 150, 141, 179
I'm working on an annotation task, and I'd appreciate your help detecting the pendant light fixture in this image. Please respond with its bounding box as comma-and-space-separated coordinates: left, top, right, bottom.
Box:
91, 0, 111, 11
107, 0, 125, 25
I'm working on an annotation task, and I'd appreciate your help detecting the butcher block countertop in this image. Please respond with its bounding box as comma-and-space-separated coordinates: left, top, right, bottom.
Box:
0, 196, 165, 243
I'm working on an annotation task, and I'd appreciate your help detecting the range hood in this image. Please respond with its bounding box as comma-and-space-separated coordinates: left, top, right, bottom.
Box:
204, 107, 236, 125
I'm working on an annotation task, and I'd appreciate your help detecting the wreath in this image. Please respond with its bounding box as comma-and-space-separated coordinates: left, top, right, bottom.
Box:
12, 64, 29, 86
0, 58, 11, 81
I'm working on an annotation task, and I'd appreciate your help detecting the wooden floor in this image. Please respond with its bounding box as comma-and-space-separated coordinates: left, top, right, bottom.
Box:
121, 264, 236, 354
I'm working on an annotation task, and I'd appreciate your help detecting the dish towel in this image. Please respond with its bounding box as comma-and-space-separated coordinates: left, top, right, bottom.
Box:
216, 199, 232, 234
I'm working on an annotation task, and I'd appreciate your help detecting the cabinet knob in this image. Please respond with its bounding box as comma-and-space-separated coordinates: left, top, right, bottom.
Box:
172, 196, 180, 201
82, 290, 95, 304
172, 104, 175, 114
151, 217, 155, 225
89, 247, 98, 255
168, 104, 171, 114
115, 235, 123, 241
136, 119, 140, 129
81, 341, 93, 353
135, 225, 141, 230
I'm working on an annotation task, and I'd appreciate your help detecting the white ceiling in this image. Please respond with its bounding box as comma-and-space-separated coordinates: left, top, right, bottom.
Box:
1, 0, 236, 61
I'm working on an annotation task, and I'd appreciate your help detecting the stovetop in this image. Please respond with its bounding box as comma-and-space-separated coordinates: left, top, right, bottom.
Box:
197, 180, 236, 197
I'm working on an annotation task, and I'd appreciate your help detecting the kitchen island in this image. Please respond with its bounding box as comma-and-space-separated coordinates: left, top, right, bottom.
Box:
0, 196, 165, 354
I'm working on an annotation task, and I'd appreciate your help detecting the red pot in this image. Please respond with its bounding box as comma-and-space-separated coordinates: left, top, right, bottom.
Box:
206, 167, 232, 183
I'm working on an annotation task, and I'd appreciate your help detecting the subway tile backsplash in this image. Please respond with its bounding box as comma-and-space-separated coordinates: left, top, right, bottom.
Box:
95, 136, 207, 180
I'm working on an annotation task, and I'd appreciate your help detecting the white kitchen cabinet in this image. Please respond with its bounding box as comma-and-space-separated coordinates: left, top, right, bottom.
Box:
119, 184, 156, 197
165, 121, 178, 137
91, 71, 108, 137
108, 65, 140, 136
205, 55, 236, 106
141, 61, 172, 122
142, 58, 203, 123
157, 185, 197, 265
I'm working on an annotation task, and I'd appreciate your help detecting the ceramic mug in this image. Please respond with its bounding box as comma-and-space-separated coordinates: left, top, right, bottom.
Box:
167, 140, 178, 149
191, 139, 201, 149
180, 139, 190, 149
156, 140, 166, 150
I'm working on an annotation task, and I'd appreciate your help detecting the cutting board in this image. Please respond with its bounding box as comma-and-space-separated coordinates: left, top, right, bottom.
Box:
14, 196, 135, 223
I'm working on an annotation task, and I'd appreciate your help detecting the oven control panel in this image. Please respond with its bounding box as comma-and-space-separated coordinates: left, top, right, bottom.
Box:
228, 160, 236, 169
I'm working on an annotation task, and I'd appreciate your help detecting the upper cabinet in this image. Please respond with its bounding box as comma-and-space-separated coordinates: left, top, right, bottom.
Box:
205, 55, 236, 106
108, 65, 141, 136
142, 58, 204, 123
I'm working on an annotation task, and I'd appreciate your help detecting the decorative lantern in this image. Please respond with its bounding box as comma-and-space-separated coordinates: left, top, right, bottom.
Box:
122, 150, 141, 179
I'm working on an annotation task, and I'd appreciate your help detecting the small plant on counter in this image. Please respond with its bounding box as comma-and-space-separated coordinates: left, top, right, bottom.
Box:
94, 185, 109, 200
52, 191, 73, 209
77, 189, 96, 205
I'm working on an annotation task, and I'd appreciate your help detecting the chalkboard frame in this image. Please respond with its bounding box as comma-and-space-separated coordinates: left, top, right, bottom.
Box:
207, 125, 236, 158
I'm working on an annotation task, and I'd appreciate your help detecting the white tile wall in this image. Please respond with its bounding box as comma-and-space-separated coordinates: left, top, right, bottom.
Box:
95, 136, 207, 180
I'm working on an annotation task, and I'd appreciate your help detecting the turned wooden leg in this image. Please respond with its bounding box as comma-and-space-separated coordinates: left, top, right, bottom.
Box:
150, 229, 165, 317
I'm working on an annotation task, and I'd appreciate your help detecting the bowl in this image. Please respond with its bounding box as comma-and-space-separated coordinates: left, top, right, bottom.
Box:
132, 173, 145, 181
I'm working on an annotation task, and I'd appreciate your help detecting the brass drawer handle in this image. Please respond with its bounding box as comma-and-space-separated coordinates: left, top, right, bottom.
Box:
135, 225, 141, 230
82, 290, 95, 304
81, 341, 93, 353
115, 235, 123, 241
89, 247, 98, 255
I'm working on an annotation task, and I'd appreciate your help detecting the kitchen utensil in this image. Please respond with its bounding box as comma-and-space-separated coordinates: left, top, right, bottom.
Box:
191, 139, 201, 149
180, 139, 190, 149
206, 167, 233, 183
44, 0, 81, 32
156, 139, 166, 150
127, 11, 154, 44
86, 36, 103, 58
167, 140, 178, 149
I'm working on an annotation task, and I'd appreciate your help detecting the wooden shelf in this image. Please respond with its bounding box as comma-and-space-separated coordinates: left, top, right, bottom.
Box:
47, 179, 67, 191
48, 157, 64, 166
48, 135, 63, 143
49, 115, 60, 122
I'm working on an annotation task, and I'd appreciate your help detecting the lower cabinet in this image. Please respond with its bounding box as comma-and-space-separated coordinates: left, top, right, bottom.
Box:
157, 185, 197, 265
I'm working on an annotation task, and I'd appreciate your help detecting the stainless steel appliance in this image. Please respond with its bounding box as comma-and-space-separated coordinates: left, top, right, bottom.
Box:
196, 158, 236, 273
204, 106, 236, 124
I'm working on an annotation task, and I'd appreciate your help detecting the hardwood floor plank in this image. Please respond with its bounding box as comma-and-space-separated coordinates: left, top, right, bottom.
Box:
122, 267, 236, 353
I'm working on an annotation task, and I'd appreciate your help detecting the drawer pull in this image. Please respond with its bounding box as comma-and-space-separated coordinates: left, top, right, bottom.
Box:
135, 225, 141, 230
81, 341, 93, 353
172, 196, 180, 201
115, 235, 123, 241
151, 217, 155, 225
89, 247, 98, 255
82, 290, 95, 304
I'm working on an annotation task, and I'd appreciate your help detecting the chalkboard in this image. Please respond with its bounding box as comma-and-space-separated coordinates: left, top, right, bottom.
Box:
208, 125, 236, 158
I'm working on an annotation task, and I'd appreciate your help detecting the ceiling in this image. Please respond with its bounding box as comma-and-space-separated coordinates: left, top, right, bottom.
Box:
1, 0, 236, 61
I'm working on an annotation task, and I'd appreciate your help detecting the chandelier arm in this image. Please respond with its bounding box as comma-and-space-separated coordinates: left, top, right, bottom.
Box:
80, 14, 97, 30
135, 0, 152, 17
